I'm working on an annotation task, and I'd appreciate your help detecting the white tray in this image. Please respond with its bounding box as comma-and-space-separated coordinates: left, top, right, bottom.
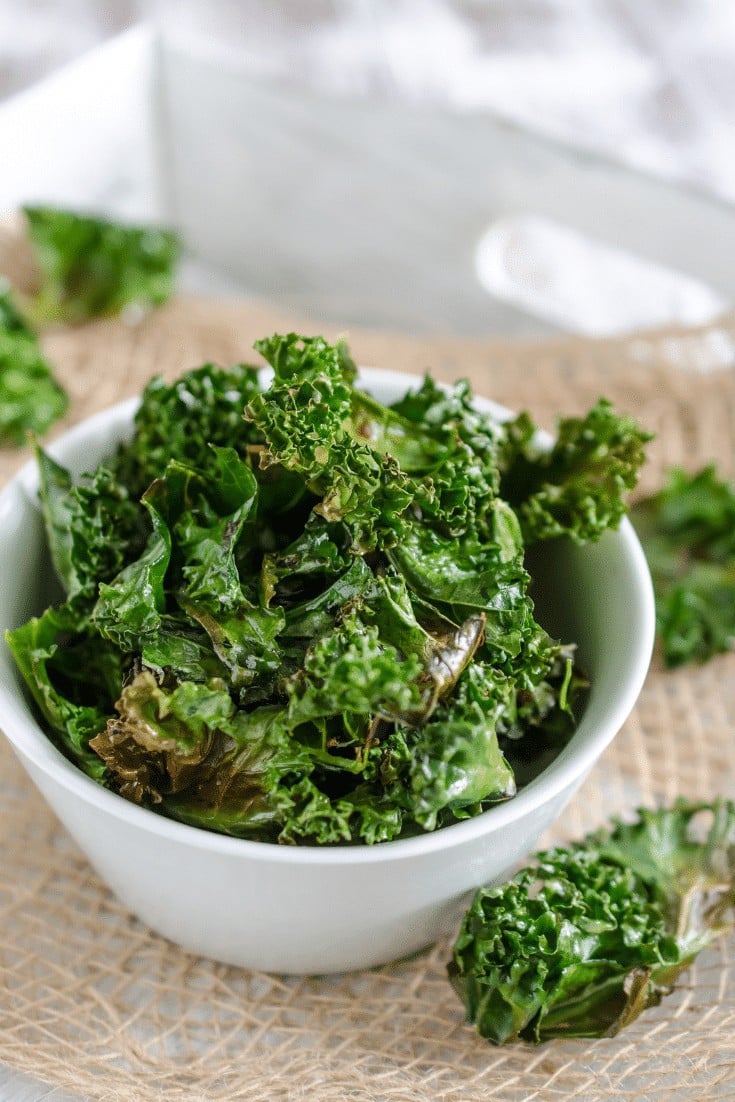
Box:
2, 25, 735, 337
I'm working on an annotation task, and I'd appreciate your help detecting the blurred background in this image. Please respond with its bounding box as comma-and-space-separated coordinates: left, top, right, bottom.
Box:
2, 2, 735, 341
3, 0, 735, 198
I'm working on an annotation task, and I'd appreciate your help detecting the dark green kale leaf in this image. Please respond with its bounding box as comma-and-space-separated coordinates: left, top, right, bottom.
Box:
632, 466, 735, 667
499, 648, 588, 787
390, 375, 504, 494
387, 375, 505, 538
450, 800, 735, 1043
23, 206, 180, 325
169, 448, 285, 698
387, 517, 539, 675
90, 668, 403, 844
141, 616, 230, 684
500, 399, 651, 545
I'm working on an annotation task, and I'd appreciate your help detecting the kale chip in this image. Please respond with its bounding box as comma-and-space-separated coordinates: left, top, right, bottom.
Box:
0, 281, 67, 444
23, 206, 180, 324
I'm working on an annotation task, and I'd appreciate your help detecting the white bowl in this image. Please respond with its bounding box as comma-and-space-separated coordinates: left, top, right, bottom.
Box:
0, 369, 655, 974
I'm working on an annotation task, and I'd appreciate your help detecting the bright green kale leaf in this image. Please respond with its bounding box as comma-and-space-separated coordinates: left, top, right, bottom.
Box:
632, 466, 735, 667
0, 329, 68, 444
36, 446, 145, 606
500, 399, 651, 545
450, 800, 735, 1043
92, 479, 173, 652
23, 206, 179, 325
247, 332, 353, 475
349, 386, 445, 472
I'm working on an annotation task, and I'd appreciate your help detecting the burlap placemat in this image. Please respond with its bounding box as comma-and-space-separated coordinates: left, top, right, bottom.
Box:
1, 237, 734, 1099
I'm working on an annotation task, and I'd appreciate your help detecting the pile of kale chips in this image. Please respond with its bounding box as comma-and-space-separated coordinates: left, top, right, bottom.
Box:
7, 334, 649, 845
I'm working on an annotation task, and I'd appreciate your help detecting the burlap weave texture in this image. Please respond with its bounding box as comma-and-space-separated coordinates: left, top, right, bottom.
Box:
0, 259, 734, 1100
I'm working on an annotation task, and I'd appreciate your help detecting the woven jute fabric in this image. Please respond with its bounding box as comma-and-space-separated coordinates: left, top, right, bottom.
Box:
1, 229, 735, 1099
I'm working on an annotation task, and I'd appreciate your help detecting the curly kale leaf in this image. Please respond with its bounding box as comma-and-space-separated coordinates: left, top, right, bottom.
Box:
23, 206, 180, 325
247, 332, 353, 474
92, 479, 173, 652
247, 333, 419, 552
91, 669, 405, 844
349, 386, 445, 473
96, 446, 284, 695
286, 609, 425, 730
0, 279, 67, 444
390, 375, 504, 493
499, 648, 587, 787
112, 362, 263, 499
632, 466, 735, 667
450, 800, 735, 1043
500, 399, 651, 545
169, 450, 284, 696
387, 376, 505, 538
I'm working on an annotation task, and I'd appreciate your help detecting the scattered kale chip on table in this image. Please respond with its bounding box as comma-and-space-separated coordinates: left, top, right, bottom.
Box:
450, 800, 735, 1043
0, 279, 68, 444
23, 206, 180, 325
6, 333, 650, 844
